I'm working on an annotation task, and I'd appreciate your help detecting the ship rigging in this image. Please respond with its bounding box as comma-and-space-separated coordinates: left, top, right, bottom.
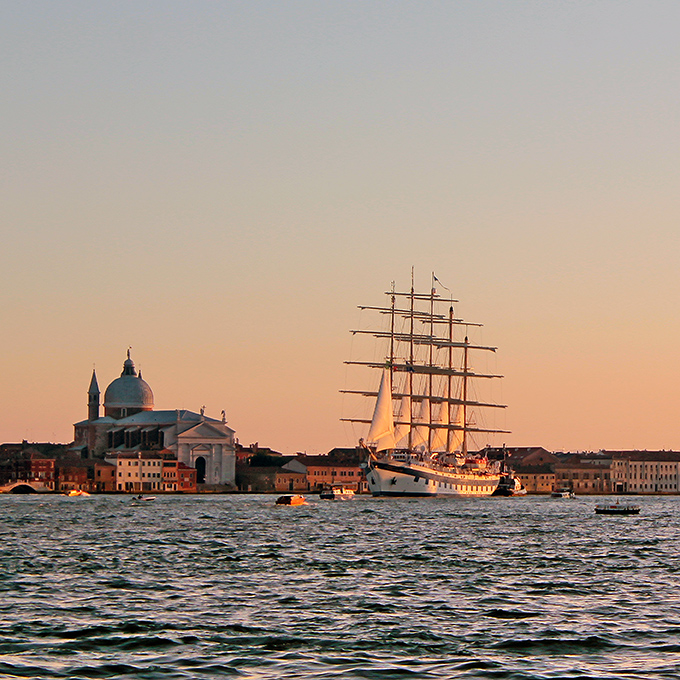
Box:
341, 271, 522, 497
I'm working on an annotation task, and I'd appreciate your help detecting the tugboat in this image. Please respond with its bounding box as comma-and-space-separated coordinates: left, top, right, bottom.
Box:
342, 271, 521, 497
491, 473, 527, 497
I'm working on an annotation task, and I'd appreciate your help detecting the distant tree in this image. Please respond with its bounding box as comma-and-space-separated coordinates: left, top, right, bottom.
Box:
249, 452, 291, 468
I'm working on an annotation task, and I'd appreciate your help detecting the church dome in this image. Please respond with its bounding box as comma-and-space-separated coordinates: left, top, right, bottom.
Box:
104, 350, 154, 418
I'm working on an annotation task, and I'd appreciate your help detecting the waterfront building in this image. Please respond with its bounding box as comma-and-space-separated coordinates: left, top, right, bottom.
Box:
607, 450, 680, 494
0, 444, 29, 487
234, 446, 367, 493
515, 468, 556, 494
497, 448, 558, 493
476, 447, 558, 493
72, 351, 236, 487
93, 460, 116, 492
29, 454, 56, 491
234, 445, 310, 492
176, 462, 197, 492
58, 461, 90, 493
109, 451, 166, 493
163, 459, 179, 491
554, 450, 680, 494
274, 467, 308, 493
55, 457, 111, 493
236, 458, 306, 493
0, 443, 67, 489
163, 460, 198, 493
296, 450, 367, 493
553, 453, 614, 493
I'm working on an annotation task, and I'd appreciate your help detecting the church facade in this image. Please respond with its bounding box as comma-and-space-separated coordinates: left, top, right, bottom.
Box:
72, 351, 236, 487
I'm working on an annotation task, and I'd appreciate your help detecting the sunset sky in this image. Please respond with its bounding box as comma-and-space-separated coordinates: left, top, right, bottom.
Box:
2, 1, 680, 454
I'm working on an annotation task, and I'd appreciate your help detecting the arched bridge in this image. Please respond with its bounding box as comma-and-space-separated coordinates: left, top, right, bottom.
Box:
0, 482, 51, 494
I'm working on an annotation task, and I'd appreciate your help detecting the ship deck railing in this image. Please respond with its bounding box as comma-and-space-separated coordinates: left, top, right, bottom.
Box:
381, 456, 501, 477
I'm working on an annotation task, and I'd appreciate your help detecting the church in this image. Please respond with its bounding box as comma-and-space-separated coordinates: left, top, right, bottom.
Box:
72, 351, 236, 486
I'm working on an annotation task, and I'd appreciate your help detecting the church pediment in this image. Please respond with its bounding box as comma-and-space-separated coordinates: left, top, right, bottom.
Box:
176, 422, 231, 440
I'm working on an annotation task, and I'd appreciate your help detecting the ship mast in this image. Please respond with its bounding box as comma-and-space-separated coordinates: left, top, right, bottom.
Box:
389, 281, 396, 368
462, 332, 469, 455
388, 281, 396, 450
427, 273, 435, 452
446, 303, 454, 452
341, 274, 510, 445
407, 267, 415, 450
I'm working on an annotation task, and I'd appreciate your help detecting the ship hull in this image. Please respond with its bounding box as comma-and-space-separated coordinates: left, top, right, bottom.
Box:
366, 458, 502, 497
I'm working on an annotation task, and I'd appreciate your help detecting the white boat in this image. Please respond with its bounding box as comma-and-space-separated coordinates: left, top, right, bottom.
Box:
132, 495, 156, 502
551, 488, 575, 498
319, 486, 355, 500
342, 272, 520, 497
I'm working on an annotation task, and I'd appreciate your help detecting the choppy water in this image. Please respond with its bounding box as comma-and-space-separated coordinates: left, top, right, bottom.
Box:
2, 493, 680, 679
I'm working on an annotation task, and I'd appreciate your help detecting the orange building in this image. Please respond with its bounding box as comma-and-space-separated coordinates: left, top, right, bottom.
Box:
177, 462, 197, 493
163, 460, 179, 491
296, 453, 367, 492
274, 470, 308, 493
29, 455, 56, 490
57, 463, 89, 492
93, 461, 117, 492
163, 460, 197, 492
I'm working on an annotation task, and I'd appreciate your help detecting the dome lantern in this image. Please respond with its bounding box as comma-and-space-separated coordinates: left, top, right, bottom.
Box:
103, 350, 154, 419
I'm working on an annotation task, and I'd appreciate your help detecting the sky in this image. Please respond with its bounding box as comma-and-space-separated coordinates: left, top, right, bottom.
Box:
2, 0, 680, 454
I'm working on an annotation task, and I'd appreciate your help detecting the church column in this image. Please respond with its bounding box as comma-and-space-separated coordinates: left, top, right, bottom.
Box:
212, 444, 222, 483
224, 444, 236, 486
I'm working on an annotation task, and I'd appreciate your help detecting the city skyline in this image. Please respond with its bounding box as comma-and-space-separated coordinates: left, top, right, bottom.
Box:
2, 1, 680, 453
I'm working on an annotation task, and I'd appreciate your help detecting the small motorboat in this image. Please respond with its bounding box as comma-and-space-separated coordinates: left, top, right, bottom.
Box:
319, 486, 355, 500
275, 494, 306, 506
66, 489, 90, 497
132, 495, 156, 502
551, 488, 575, 498
595, 500, 640, 515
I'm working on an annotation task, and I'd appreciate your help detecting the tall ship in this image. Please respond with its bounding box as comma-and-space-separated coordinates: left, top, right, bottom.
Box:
342, 272, 522, 497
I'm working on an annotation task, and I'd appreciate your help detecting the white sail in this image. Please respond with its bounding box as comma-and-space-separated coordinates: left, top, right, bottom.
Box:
367, 368, 396, 451
410, 398, 429, 450
393, 396, 411, 447
447, 404, 465, 453
431, 401, 449, 452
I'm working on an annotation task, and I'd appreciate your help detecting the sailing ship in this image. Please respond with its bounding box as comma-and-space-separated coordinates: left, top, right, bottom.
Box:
342, 272, 522, 497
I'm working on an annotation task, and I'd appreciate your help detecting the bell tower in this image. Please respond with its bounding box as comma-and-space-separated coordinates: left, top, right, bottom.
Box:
88, 368, 100, 421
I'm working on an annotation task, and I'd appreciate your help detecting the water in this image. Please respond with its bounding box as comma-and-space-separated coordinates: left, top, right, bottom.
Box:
2, 493, 680, 679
